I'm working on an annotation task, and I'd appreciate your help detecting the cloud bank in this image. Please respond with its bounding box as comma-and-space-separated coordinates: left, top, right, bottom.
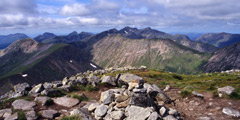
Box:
0, 0, 239, 34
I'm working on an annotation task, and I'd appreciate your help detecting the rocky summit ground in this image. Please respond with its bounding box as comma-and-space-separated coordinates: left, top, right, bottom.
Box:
0, 67, 240, 120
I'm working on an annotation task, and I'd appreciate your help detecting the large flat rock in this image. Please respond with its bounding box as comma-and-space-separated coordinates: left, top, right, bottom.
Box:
11, 99, 36, 110
53, 96, 79, 107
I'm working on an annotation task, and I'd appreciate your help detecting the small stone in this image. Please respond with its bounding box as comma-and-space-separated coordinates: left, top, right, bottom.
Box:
148, 112, 160, 120
164, 85, 171, 91
53, 96, 79, 107
88, 103, 100, 112
192, 91, 204, 99
25, 110, 37, 120
115, 94, 128, 103
29, 84, 44, 94
0, 108, 12, 118
4, 113, 18, 120
218, 86, 235, 95
12, 99, 36, 110
116, 101, 128, 108
110, 111, 124, 120
43, 82, 53, 89
100, 90, 114, 105
94, 104, 108, 117
13, 82, 31, 93
160, 106, 167, 116
34, 96, 51, 106
222, 107, 240, 117
41, 109, 58, 119
101, 75, 117, 86
168, 108, 178, 116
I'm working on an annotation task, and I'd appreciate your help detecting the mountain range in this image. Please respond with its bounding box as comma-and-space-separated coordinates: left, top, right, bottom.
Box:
0, 27, 240, 95
195, 32, 240, 48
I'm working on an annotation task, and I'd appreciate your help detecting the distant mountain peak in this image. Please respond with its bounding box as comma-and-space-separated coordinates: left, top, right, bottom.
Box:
68, 31, 78, 36
3, 38, 38, 55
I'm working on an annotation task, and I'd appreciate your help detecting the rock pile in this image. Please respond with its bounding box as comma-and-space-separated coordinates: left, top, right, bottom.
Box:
88, 73, 182, 120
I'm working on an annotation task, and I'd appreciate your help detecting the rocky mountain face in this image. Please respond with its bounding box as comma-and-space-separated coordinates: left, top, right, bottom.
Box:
195, 32, 240, 48
118, 27, 217, 53
42, 31, 92, 44
204, 42, 240, 72
0, 33, 29, 49
0, 38, 99, 95
34, 32, 56, 42
89, 34, 210, 74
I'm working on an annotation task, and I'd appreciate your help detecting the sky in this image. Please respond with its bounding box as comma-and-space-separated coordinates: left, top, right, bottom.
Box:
0, 0, 239, 37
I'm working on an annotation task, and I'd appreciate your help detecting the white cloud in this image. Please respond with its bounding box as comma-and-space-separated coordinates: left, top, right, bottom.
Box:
60, 3, 91, 16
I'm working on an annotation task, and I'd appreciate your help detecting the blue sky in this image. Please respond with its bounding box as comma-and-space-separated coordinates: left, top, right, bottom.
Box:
0, 0, 239, 37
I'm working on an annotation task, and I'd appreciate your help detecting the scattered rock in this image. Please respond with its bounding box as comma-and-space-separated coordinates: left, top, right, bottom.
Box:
192, 91, 204, 99
94, 104, 108, 117
25, 110, 37, 120
12, 99, 36, 110
0, 108, 12, 118
53, 96, 79, 107
4, 113, 18, 120
110, 111, 124, 120
29, 84, 44, 94
148, 112, 160, 120
164, 85, 171, 91
222, 107, 240, 117
101, 75, 117, 86
34, 96, 51, 106
88, 103, 100, 112
100, 90, 114, 105
119, 73, 144, 90
70, 108, 93, 120
218, 86, 235, 96
160, 106, 167, 116
125, 105, 151, 120
43, 82, 53, 89
115, 94, 128, 103
41, 109, 58, 119
13, 82, 31, 94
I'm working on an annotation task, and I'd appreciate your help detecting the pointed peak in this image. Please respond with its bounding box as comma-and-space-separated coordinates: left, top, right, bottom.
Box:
68, 31, 78, 36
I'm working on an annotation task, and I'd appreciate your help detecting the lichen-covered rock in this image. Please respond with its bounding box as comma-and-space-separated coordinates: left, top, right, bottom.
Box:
101, 75, 117, 86
29, 84, 44, 94
43, 82, 53, 89
119, 73, 144, 90
4, 113, 18, 120
110, 111, 124, 120
88, 103, 100, 112
0, 108, 12, 118
100, 90, 114, 105
41, 109, 58, 119
13, 82, 31, 94
125, 105, 151, 120
148, 112, 160, 120
34, 96, 51, 106
53, 96, 79, 107
94, 104, 108, 117
70, 108, 93, 120
12, 99, 36, 110
25, 110, 37, 120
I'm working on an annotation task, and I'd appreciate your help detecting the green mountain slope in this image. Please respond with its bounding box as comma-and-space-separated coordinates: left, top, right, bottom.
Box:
90, 34, 210, 74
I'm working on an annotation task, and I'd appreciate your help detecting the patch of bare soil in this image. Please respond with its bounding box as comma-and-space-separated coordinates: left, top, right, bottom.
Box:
165, 88, 240, 120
